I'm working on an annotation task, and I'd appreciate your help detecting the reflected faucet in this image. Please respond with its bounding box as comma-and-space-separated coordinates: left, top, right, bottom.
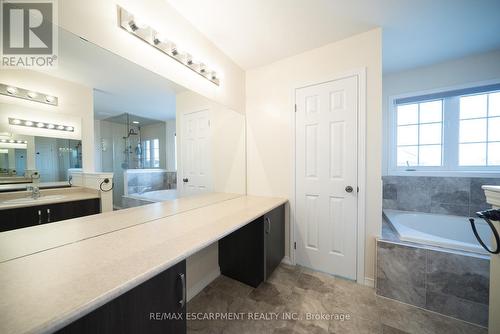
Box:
27, 185, 41, 199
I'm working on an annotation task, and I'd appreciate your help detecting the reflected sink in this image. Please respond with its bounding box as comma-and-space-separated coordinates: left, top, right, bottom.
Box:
2, 195, 66, 205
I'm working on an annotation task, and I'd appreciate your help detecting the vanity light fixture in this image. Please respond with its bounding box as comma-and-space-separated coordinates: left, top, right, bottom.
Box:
9, 118, 74, 132
118, 6, 220, 86
6, 86, 17, 95
0, 83, 58, 106
27, 92, 38, 99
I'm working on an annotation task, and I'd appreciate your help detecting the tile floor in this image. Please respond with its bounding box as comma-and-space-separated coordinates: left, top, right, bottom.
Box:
187, 264, 487, 334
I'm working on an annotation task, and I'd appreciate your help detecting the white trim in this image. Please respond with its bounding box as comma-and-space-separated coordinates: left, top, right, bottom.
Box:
387, 170, 500, 178
364, 277, 375, 288
281, 256, 293, 266
291, 68, 367, 285
186, 267, 220, 302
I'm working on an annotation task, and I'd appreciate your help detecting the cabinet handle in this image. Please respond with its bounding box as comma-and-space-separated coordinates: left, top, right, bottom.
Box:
38, 210, 42, 224
46, 209, 51, 223
265, 217, 271, 234
178, 273, 186, 308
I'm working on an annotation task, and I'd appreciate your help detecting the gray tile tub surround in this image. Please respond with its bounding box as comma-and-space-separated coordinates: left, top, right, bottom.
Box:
376, 240, 490, 327
377, 241, 427, 308
382, 176, 500, 217
126, 170, 177, 194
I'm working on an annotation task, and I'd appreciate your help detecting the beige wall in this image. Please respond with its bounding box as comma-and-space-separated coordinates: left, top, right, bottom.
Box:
59, 0, 245, 114
245, 29, 383, 282
0, 70, 94, 172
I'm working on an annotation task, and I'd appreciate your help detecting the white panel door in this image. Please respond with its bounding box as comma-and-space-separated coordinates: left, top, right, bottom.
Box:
181, 109, 212, 196
35, 138, 57, 182
295, 76, 358, 280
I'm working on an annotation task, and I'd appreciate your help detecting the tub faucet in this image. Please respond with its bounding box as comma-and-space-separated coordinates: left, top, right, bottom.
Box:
139, 186, 152, 194
27, 185, 41, 199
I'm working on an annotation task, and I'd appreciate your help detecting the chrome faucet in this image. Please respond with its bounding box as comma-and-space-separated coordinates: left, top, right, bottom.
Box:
27, 185, 41, 199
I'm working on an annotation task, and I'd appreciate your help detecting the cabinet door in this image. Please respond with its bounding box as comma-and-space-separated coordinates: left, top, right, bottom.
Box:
58, 260, 186, 334
265, 204, 285, 280
0, 206, 44, 232
45, 199, 101, 223
219, 217, 264, 288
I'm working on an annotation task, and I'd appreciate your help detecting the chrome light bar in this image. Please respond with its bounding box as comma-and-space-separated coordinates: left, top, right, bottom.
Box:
117, 6, 220, 86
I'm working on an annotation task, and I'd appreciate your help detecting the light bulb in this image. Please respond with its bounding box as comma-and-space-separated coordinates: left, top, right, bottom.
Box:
9, 140, 15, 143
6, 86, 17, 95
47, 124, 55, 129
65, 126, 74, 131
152, 32, 166, 45
45, 96, 55, 103
36, 122, 45, 128
11, 119, 21, 125
57, 125, 65, 130
27, 92, 38, 99
24, 121, 33, 126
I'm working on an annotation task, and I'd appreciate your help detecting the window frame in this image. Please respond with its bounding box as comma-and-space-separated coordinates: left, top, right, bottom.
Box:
387, 80, 500, 177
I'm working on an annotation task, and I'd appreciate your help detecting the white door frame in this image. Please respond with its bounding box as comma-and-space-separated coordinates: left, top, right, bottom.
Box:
290, 68, 367, 285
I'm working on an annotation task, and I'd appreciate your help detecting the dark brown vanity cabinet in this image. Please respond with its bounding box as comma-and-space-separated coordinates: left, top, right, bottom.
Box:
58, 260, 187, 334
0, 198, 101, 232
219, 204, 285, 287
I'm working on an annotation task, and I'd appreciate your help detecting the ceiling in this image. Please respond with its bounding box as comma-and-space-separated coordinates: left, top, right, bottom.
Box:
46, 28, 185, 121
166, 0, 500, 72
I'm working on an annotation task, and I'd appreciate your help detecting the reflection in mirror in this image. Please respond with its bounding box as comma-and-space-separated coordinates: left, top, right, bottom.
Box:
0, 26, 245, 210
34, 137, 82, 182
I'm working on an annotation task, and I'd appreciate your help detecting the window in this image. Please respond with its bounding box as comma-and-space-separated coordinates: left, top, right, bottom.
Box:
390, 84, 500, 174
143, 139, 160, 168
459, 92, 500, 166
396, 100, 443, 167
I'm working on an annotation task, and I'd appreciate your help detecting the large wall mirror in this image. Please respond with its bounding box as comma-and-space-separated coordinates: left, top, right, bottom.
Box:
0, 27, 246, 209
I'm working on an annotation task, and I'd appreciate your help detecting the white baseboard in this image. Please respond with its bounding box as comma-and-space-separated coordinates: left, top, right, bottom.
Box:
187, 268, 220, 302
364, 277, 375, 288
281, 256, 293, 266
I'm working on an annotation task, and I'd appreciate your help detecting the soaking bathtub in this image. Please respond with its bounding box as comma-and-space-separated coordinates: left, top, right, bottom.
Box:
126, 189, 178, 202
383, 209, 492, 254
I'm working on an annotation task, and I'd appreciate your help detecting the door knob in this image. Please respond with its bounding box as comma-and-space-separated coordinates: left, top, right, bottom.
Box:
182, 178, 189, 183
345, 186, 353, 193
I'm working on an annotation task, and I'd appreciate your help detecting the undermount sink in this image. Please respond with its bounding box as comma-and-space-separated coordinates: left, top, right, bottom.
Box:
2, 195, 66, 205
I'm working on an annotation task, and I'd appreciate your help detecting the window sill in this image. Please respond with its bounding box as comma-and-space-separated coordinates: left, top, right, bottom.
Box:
387, 170, 500, 178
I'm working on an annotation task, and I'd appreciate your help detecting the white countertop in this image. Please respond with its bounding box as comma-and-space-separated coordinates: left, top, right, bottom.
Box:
483, 185, 500, 207
0, 195, 287, 334
0, 187, 99, 210
482, 185, 500, 192
0, 181, 70, 192
0, 192, 241, 262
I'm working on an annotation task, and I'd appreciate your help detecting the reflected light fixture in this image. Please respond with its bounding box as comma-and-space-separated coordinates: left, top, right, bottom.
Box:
0, 83, 58, 105
118, 6, 220, 86
9, 118, 74, 132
